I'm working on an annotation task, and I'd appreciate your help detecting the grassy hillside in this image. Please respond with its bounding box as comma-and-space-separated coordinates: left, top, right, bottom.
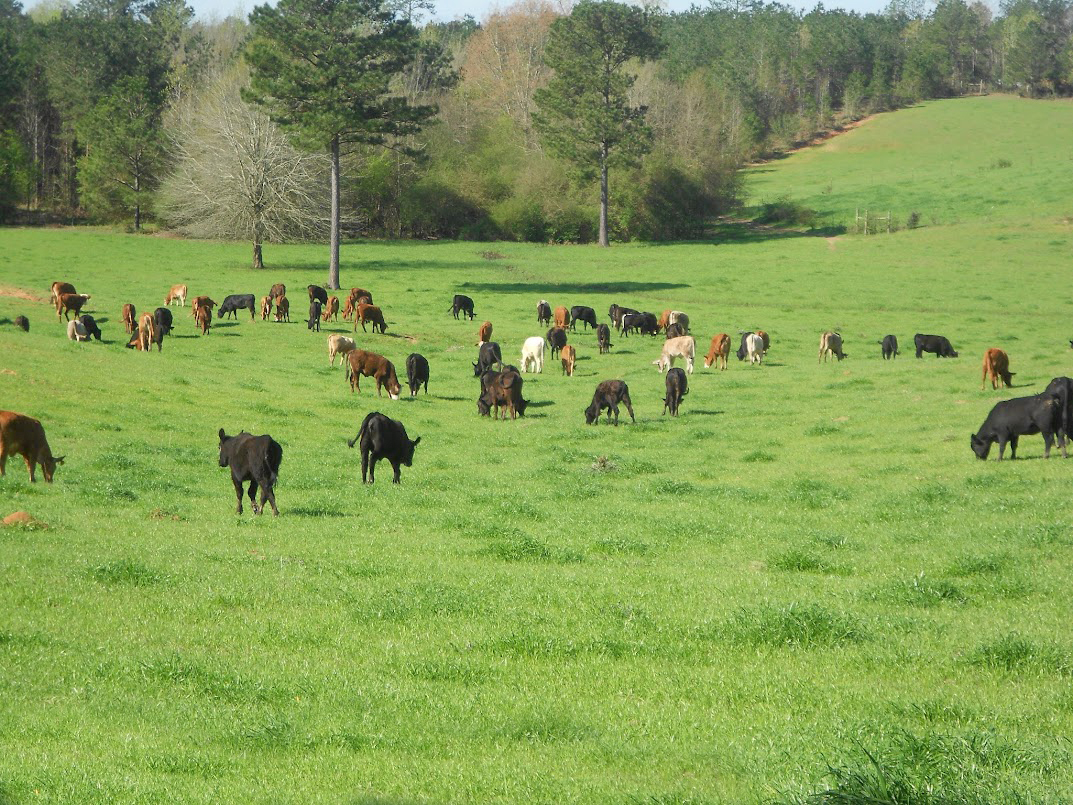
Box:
1, 96, 1073, 804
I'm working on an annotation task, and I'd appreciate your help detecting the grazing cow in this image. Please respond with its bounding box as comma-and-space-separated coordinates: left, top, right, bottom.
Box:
621, 312, 659, 337
269, 283, 286, 302
153, 307, 174, 343
473, 341, 504, 376
406, 353, 430, 396
756, 330, 770, 353
342, 296, 356, 321
735, 332, 753, 361
126, 312, 156, 352
982, 348, 1014, 390
14, 315, 28, 332
217, 294, 256, 320
704, 333, 730, 370
585, 380, 635, 425
260, 295, 273, 320
165, 284, 187, 307
78, 314, 102, 341
348, 287, 373, 307
663, 367, 688, 417
308, 299, 322, 331
191, 296, 216, 320
356, 303, 387, 334
50, 282, 75, 306
609, 305, 638, 331
818, 331, 845, 363
654, 335, 695, 374
218, 428, 282, 515
346, 350, 402, 399
561, 344, 576, 376
915, 333, 958, 358
347, 411, 421, 484
554, 305, 570, 329
546, 326, 567, 359
669, 311, 689, 332
597, 323, 612, 354
665, 322, 687, 339
450, 294, 475, 320
521, 336, 545, 373
881, 334, 899, 360
657, 309, 672, 332
971, 393, 1067, 460
476, 320, 492, 345
477, 369, 527, 420
746, 333, 765, 365
56, 293, 91, 321
67, 319, 89, 342
322, 295, 340, 322
122, 303, 136, 334
570, 306, 597, 331
0, 411, 64, 483
328, 334, 357, 366
307, 285, 328, 306
1044, 377, 1073, 441
195, 303, 211, 335
537, 300, 552, 326
274, 296, 290, 322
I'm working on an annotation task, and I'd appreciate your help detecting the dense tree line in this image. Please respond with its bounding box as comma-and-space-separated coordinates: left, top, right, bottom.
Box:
1, 0, 1071, 244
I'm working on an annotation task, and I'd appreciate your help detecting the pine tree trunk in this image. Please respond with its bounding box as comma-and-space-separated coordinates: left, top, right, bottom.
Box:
598, 142, 609, 247
329, 135, 341, 290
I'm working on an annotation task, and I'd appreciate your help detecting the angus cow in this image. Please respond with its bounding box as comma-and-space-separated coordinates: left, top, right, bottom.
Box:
165, 284, 187, 307
597, 323, 612, 354
260, 295, 273, 320
0, 411, 64, 483
665, 322, 687, 339
537, 300, 552, 326
570, 306, 597, 331
153, 307, 174, 345
347, 411, 421, 484
561, 344, 576, 376
56, 293, 90, 321
406, 353, 430, 396
654, 335, 695, 374
218, 428, 282, 515
346, 350, 402, 400
609, 305, 638, 331
746, 333, 765, 365
477, 369, 527, 420
546, 326, 567, 359
915, 333, 958, 358
122, 303, 136, 334
881, 334, 899, 360
50, 282, 75, 306
356, 303, 387, 334
67, 319, 89, 342
269, 283, 286, 302
585, 379, 635, 425
704, 333, 730, 370
621, 312, 658, 337
473, 341, 504, 377
78, 314, 102, 341
521, 336, 545, 373
274, 296, 289, 322
217, 294, 256, 320
554, 305, 570, 329
195, 303, 211, 335
308, 299, 322, 331
1042, 377, 1073, 444
328, 334, 356, 366
663, 367, 688, 417
982, 348, 1014, 390
307, 285, 328, 306
476, 320, 492, 345
322, 295, 340, 322
818, 331, 845, 362
14, 316, 28, 332
450, 294, 475, 320
971, 393, 1067, 460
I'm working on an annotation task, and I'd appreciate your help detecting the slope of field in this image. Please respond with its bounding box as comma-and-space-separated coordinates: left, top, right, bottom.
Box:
1, 98, 1073, 804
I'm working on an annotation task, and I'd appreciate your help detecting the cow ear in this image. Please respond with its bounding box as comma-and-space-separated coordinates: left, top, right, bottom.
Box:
413, 436, 421, 446
55, 456, 65, 464
219, 428, 227, 442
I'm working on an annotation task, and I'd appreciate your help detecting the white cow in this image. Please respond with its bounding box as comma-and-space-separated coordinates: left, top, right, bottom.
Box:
746, 332, 764, 365
521, 336, 545, 373
669, 311, 689, 332
67, 319, 89, 342
653, 335, 695, 374
327, 334, 356, 366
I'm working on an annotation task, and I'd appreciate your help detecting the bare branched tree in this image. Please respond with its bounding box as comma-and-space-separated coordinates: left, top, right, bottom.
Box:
159, 69, 328, 269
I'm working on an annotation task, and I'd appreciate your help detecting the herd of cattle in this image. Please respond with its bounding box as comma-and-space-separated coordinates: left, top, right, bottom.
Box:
3, 281, 1072, 512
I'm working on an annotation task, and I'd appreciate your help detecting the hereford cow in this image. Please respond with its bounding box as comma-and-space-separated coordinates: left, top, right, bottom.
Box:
704, 333, 730, 370
406, 353, 430, 396
561, 344, 576, 376
274, 296, 289, 322
546, 326, 567, 358
14, 316, 28, 332
218, 428, 282, 515
537, 300, 552, 326
554, 306, 570, 329
746, 333, 765, 365
653, 335, 695, 374
477, 369, 527, 420
50, 282, 75, 306
818, 331, 845, 362
915, 333, 958, 358
971, 393, 1067, 460
122, 303, 136, 334
308, 299, 322, 332
979, 348, 1013, 390
56, 293, 91, 321
450, 294, 475, 320
307, 285, 328, 306
597, 323, 612, 354
570, 306, 597, 331
322, 295, 340, 322
195, 303, 211, 335
67, 319, 89, 342
78, 314, 102, 341
476, 320, 492, 345
165, 284, 187, 307
346, 350, 402, 399
881, 334, 899, 360
269, 283, 286, 302
585, 380, 635, 425
348, 411, 421, 484
473, 341, 504, 376
328, 334, 357, 366
663, 368, 688, 417
356, 303, 387, 334
260, 296, 273, 321
0, 411, 64, 483
521, 336, 545, 373
217, 294, 256, 320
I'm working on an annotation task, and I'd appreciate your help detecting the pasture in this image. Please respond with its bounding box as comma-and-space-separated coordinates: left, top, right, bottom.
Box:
2, 95, 1073, 803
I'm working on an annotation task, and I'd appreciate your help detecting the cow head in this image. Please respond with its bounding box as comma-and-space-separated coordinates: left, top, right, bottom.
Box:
216, 308, 225, 319
386, 378, 401, 401
477, 392, 492, 416
402, 436, 421, 465
42, 454, 64, 483
970, 433, 991, 460
584, 401, 600, 425
218, 429, 233, 466
515, 398, 528, 417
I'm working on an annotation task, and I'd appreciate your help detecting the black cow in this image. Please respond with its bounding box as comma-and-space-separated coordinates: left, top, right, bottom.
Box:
597, 323, 612, 354
406, 353, 430, 397
307, 285, 328, 306
153, 307, 173, 339
585, 379, 635, 425
881, 334, 899, 360
1044, 376, 1073, 440
663, 368, 687, 417
621, 312, 658, 337
609, 304, 638, 331
735, 332, 754, 361
665, 322, 687, 340
915, 333, 958, 358
308, 299, 321, 331
477, 368, 527, 419
450, 294, 475, 320
570, 305, 598, 331
971, 393, 1067, 460
546, 326, 567, 358
347, 411, 420, 484
473, 341, 503, 376
218, 428, 282, 515
217, 294, 256, 320
537, 300, 552, 326
78, 314, 102, 341
14, 315, 28, 332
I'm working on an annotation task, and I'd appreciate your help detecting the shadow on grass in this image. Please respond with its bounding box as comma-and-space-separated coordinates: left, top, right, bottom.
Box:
705, 219, 848, 245
462, 281, 690, 294
289, 506, 347, 517
691, 409, 727, 416
528, 400, 554, 408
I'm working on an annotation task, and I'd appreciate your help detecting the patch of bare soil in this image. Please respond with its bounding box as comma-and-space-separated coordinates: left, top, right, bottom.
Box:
750, 115, 877, 165
0, 285, 48, 304
826, 237, 840, 250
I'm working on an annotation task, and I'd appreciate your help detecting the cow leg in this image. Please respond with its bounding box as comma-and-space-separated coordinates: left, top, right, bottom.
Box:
391, 460, 402, 483
1058, 432, 1069, 459
367, 456, 378, 484
361, 447, 370, 483
0, 447, 6, 476
232, 477, 245, 514
261, 482, 279, 516
24, 456, 36, 482
247, 479, 261, 514
611, 404, 619, 426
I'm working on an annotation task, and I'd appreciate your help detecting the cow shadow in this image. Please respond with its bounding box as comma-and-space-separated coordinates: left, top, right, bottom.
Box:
435, 396, 468, 402
527, 400, 554, 408
690, 409, 726, 416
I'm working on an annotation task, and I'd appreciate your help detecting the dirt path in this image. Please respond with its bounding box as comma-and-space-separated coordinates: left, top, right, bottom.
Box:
0, 285, 48, 304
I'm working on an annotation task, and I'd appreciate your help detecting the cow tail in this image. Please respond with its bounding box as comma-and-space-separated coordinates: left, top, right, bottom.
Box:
266, 441, 283, 488
349, 411, 376, 449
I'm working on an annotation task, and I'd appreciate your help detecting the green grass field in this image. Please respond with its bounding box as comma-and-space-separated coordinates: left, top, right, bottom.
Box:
1, 94, 1072, 803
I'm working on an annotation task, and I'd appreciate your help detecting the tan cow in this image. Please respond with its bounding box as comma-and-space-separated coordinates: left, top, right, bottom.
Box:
476, 320, 492, 345
137, 312, 155, 352
165, 284, 188, 307
561, 344, 576, 376
195, 303, 211, 335
0, 410, 64, 483
274, 296, 290, 322
653, 335, 695, 374
818, 331, 845, 362
982, 348, 1014, 390
260, 295, 273, 321
322, 295, 340, 322
328, 334, 356, 366
553, 306, 570, 329
122, 303, 137, 334
703, 333, 730, 370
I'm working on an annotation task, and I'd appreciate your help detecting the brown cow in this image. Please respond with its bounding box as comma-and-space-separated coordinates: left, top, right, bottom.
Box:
0, 411, 64, 483
348, 287, 373, 306
476, 320, 492, 345
982, 348, 1014, 390
274, 296, 290, 322
703, 333, 730, 370
346, 350, 401, 399
756, 330, 770, 353
122, 303, 137, 334
657, 309, 672, 332
165, 284, 188, 307
260, 295, 273, 321
195, 303, 212, 335
477, 369, 528, 420
818, 331, 845, 363
50, 282, 75, 306
129, 312, 156, 352
269, 283, 286, 302
190, 296, 216, 320
356, 303, 387, 334
56, 293, 91, 321
322, 295, 340, 322
561, 344, 576, 376
554, 306, 570, 329
342, 296, 356, 321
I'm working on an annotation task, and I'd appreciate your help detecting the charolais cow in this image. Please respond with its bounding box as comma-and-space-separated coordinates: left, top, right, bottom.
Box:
818, 331, 845, 362
915, 333, 958, 358
597, 323, 612, 354
346, 350, 402, 399
217, 294, 256, 320
745, 333, 764, 365
880, 334, 899, 360
663, 367, 688, 417
981, 348, 1014, 390
218, 428, 282, 515
328, 334, 356, 366
473, 341, 504, 377
67, 319, 89, 342
585, 380, 635, 425
450, 294, 475, 320
570, 306, 597, 330
347, 411, 421, 484
653, 336, 695, 374
0, 410, 64, 483
971, 393, 1067, 460
521, 336, 545, 373
406, 353, 430, 396
704, 333, 730, 370
546, 326, 567, 358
